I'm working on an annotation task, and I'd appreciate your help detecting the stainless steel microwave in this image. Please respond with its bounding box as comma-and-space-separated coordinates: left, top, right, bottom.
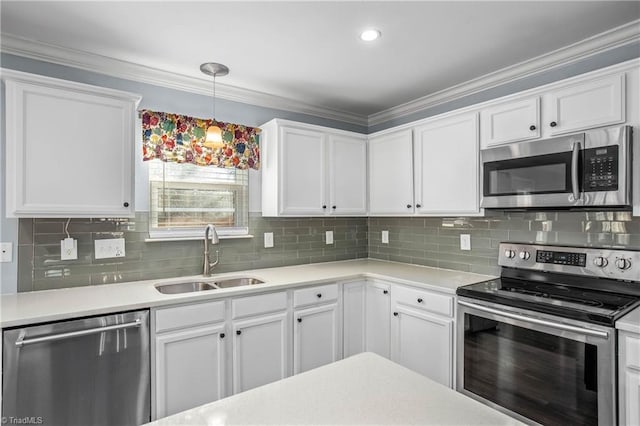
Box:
480, 125, 632, 209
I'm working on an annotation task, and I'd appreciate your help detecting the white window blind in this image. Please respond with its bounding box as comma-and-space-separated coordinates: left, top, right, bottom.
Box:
148, 161, 248, 239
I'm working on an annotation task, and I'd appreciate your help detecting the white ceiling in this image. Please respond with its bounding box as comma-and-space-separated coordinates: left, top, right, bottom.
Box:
1, 1, 639, 123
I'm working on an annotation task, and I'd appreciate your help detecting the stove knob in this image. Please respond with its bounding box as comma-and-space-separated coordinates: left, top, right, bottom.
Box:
615, 258, 631, 270
519, 251, 531, 260
593, 256, 608, 268
504, 249, 516, 259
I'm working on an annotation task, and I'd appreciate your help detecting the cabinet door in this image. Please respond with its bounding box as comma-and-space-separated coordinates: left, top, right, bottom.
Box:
293, 303, 340, 374
5, 76, 138, 217
155, 323, 226, 418
390, 305, 453, 387
622, 369, 640, 426
366, 281, 391, 358
546, 73, 625, 136
328, 134, 367, 215
279, 126, 326, 215
342, 281, 366, 358
232, 312, 289, 394
414, 112, 479, 215
480, 97, 540, 146
368, 129, 414, 215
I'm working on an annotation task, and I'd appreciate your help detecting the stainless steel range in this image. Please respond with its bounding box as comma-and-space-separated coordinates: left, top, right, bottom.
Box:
456, 242, 640, 426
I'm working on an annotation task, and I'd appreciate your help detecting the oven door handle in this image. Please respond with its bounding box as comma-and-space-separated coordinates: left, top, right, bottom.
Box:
571, 140, 581, 201
458, 300, 609, 339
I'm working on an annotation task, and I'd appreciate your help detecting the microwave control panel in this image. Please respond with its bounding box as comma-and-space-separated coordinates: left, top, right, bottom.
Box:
583, 146, 618, 191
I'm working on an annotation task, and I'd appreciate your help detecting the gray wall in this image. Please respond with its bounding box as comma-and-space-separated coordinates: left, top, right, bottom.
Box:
17, 213, 367, 292
369, 211, 640, 276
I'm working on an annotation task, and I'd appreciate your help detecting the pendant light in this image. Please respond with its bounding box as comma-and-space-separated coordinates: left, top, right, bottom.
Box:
200, 62, 229, 149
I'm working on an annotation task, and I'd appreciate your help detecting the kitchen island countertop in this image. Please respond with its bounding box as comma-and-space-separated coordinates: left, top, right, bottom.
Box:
0, 259, 494, 328
145, 352, 523, 426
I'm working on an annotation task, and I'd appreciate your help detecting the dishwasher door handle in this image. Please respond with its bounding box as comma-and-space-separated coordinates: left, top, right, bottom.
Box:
15, 319, 142, 347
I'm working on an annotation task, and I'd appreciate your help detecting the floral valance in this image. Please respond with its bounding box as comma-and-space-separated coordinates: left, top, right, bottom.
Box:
141, 110, 260, 170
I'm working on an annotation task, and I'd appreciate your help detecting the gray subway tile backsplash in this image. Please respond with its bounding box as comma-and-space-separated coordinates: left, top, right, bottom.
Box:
16, 210, 640, 292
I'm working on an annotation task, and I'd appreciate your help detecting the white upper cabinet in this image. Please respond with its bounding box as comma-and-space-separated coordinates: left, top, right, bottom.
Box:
328, 134, 367, 215
480, 97, 540, 146
544, 73, 625, 136
368, 129, 414, 215
414, 112, 480, 215
261, 119, 367, 216
4, 69, 141, 218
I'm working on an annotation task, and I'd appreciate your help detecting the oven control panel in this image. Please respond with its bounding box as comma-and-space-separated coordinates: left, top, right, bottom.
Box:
498, 242, 640, 281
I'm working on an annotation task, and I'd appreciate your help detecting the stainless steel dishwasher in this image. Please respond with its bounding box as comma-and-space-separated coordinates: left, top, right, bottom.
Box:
2, 310, 150, 426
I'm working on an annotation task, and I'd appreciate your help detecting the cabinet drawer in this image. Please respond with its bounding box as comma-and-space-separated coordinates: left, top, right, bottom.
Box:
293, 283, 338, 307
624, 334, 640, 370
156, 300, 225, 333
393, 285, 453, 317
232, 291, 287, 319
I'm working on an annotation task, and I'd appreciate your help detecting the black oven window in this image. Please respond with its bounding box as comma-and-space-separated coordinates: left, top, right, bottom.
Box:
463, 314, 598, 425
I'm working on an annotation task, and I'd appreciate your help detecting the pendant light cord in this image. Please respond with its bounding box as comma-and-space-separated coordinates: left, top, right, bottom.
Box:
213, 73, 216, 122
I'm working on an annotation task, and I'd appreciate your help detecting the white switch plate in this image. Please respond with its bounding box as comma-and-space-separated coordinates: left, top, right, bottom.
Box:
94, 238, 126, 259
264, 232, 274, 248
381, 230, 389, 244
326, 230, 334, 245
460, 234, 471, 251
0, 242, 12, 262
60, 238, 78, 260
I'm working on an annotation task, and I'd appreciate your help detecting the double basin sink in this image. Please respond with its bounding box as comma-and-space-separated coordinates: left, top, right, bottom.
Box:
155, 277, 265, 294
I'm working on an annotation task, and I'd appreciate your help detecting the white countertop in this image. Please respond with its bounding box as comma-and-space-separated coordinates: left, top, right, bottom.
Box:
617, 305, 640, 334
0, 259, 493, 328
145, 352, 522, 426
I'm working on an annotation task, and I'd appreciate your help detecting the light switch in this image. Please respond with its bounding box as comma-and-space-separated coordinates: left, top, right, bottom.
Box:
0, 242, 12, 262
460, 234, 471, 251
264, 232, 274, 248
381, 230, 389, 244
326, 231, 334, 245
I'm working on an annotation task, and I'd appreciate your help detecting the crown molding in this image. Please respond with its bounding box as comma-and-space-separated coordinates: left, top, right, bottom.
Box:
0, 33, 368, 127
2, 19, 639, 130
367, 19, 640, 127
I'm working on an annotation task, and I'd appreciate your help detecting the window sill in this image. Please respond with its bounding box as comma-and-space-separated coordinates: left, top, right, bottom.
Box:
144, 234, 254, 243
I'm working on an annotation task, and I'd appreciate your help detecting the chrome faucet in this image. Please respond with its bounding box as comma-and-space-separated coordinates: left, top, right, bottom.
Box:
203, 224, 220, 277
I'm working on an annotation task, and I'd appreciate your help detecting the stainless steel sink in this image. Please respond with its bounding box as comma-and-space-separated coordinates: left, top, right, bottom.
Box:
214, 277, 265, 288
155, 281, 217, 294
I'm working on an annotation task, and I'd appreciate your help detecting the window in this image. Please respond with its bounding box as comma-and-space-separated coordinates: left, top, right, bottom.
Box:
148, 161, 248, 239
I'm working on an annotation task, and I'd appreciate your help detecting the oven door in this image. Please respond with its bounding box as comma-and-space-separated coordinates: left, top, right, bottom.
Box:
480, 134, 582, 209
456, 298, 615, 426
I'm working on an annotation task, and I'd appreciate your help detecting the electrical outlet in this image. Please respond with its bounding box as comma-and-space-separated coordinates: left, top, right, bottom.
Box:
326, 230, 334, 245
94, 238, 126, 259
60, 238, 78, 260
264, 232, 274, 248
381, 230, 389, 244
0, 242, 12, 262
460, 234, 471, 251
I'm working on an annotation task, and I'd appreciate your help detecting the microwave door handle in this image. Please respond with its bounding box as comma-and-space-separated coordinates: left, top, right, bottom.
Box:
571, 141, 581, 201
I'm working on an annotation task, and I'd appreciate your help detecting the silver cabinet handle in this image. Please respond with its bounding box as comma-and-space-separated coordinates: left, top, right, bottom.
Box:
15, 319, 142, 347
571, 141, 581, 201
458, 300, 608, 339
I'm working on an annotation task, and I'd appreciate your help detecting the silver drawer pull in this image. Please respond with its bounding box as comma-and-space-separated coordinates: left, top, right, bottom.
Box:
15, 319, 142, 347
458, 301, 608, 339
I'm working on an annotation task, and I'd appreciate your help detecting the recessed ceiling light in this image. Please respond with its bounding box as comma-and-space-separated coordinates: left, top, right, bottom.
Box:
360, 29, 381, 42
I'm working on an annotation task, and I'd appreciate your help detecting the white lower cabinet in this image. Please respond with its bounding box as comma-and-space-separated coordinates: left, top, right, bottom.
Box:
232, 311, 289, 393
619, 331, 640, 426
390, 305, 453, 387
153, 300, 227, 418
390, 284, 454, 387
293, 303, 340, 373
231, 291, 289, 393
365, 281, 391, 358
342, 281, 367, 358
293, 283, 341, 374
